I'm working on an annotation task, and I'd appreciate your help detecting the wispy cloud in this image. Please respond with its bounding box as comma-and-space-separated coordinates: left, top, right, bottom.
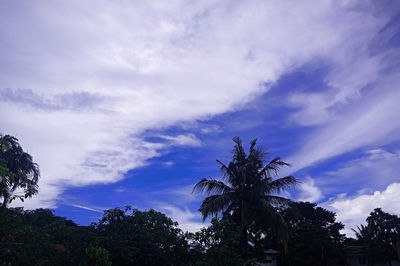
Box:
162, 161, 175, 167
200, 125, 221, 134
114, 187, 127, 193
69, 204, 105, 213
286, 7, 400, 172
170, 184, 201, 203
321, 148, 400, 191
0, 88, 107, 112
158, 134, 201, 147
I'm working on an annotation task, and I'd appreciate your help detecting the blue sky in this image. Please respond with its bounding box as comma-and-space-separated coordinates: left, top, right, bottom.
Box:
1, 0, 400, 235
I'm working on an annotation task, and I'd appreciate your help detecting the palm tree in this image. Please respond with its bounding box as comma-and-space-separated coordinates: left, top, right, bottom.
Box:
0, 134, 39, 208
193, 137, 298, 252
352, 224, 371, 243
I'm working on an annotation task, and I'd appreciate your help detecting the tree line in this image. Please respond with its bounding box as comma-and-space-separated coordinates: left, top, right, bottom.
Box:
1, 134, 399, 265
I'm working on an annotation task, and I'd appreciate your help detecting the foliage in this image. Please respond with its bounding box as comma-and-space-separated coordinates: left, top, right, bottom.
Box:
0, 207, 192, 266
0, 207, 94, 265
352, 208, 400, 264
0, 135, 39, 208
281, 201, 346, 266
187, 216, 244, 265
79, 245, 112, 266
351, 224, 370, 243
1, 204, 399, 266
193, 137, 298, 257
90, 206, 191, 266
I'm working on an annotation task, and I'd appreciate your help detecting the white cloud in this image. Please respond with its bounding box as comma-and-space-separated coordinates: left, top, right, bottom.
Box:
0, 1, 395, 208
326, 182, 400, 237
294, 148, 400, 236
151, 184, 206, 232
156, 204, 205, 233
297, 176, 322, 203
158, 134, 201, 147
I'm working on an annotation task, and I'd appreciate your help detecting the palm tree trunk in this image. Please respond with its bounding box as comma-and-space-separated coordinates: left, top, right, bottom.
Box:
1, 195, 8, 208
1, 187, 10, 208
240, 200, 248, 257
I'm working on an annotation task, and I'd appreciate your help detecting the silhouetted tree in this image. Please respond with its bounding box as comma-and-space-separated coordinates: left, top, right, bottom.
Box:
0, 134, 39, 208
90, 206, 191, 266
188, 216, 243, 265
193, 137, 298, 256
364, 208, 400, 264
281, 201, 346, 266
0, 207, 93, 265
351, 224, 371, 244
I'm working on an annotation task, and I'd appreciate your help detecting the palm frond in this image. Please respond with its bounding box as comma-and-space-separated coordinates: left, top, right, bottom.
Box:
264, 195, 292, 207
217, 159, 245, 188
198, 193, 234, 221
192, 178, 233, 195
249, 139, 257, 151
259, 157, 290, 177
351, 227, 361, 239
352, 224, 370, 242
268, 176, 299, 194
216, 160, 234, 180
232, 137, 246, 164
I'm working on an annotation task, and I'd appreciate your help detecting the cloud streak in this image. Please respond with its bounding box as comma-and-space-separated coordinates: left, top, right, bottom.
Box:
69, 204, 105, 213
286, 7, 400, 173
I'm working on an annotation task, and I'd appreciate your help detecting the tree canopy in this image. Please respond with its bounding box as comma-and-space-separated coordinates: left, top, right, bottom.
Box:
1, 134, 399, 265
193, 137, 298, 258
281, 201, 346, 265
352, 208, 400, 264
0, 134, 39, 208
90, 207, 191, 266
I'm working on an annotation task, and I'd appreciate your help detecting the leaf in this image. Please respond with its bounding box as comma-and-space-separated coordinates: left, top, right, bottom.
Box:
1, 144, 7, 153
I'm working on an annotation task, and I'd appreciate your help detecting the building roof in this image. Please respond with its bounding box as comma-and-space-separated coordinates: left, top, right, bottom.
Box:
264, 249, 280, 254
344, 245, 367, 256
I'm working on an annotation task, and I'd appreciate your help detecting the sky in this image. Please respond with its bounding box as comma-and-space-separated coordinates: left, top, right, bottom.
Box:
1, 0, 400, 236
